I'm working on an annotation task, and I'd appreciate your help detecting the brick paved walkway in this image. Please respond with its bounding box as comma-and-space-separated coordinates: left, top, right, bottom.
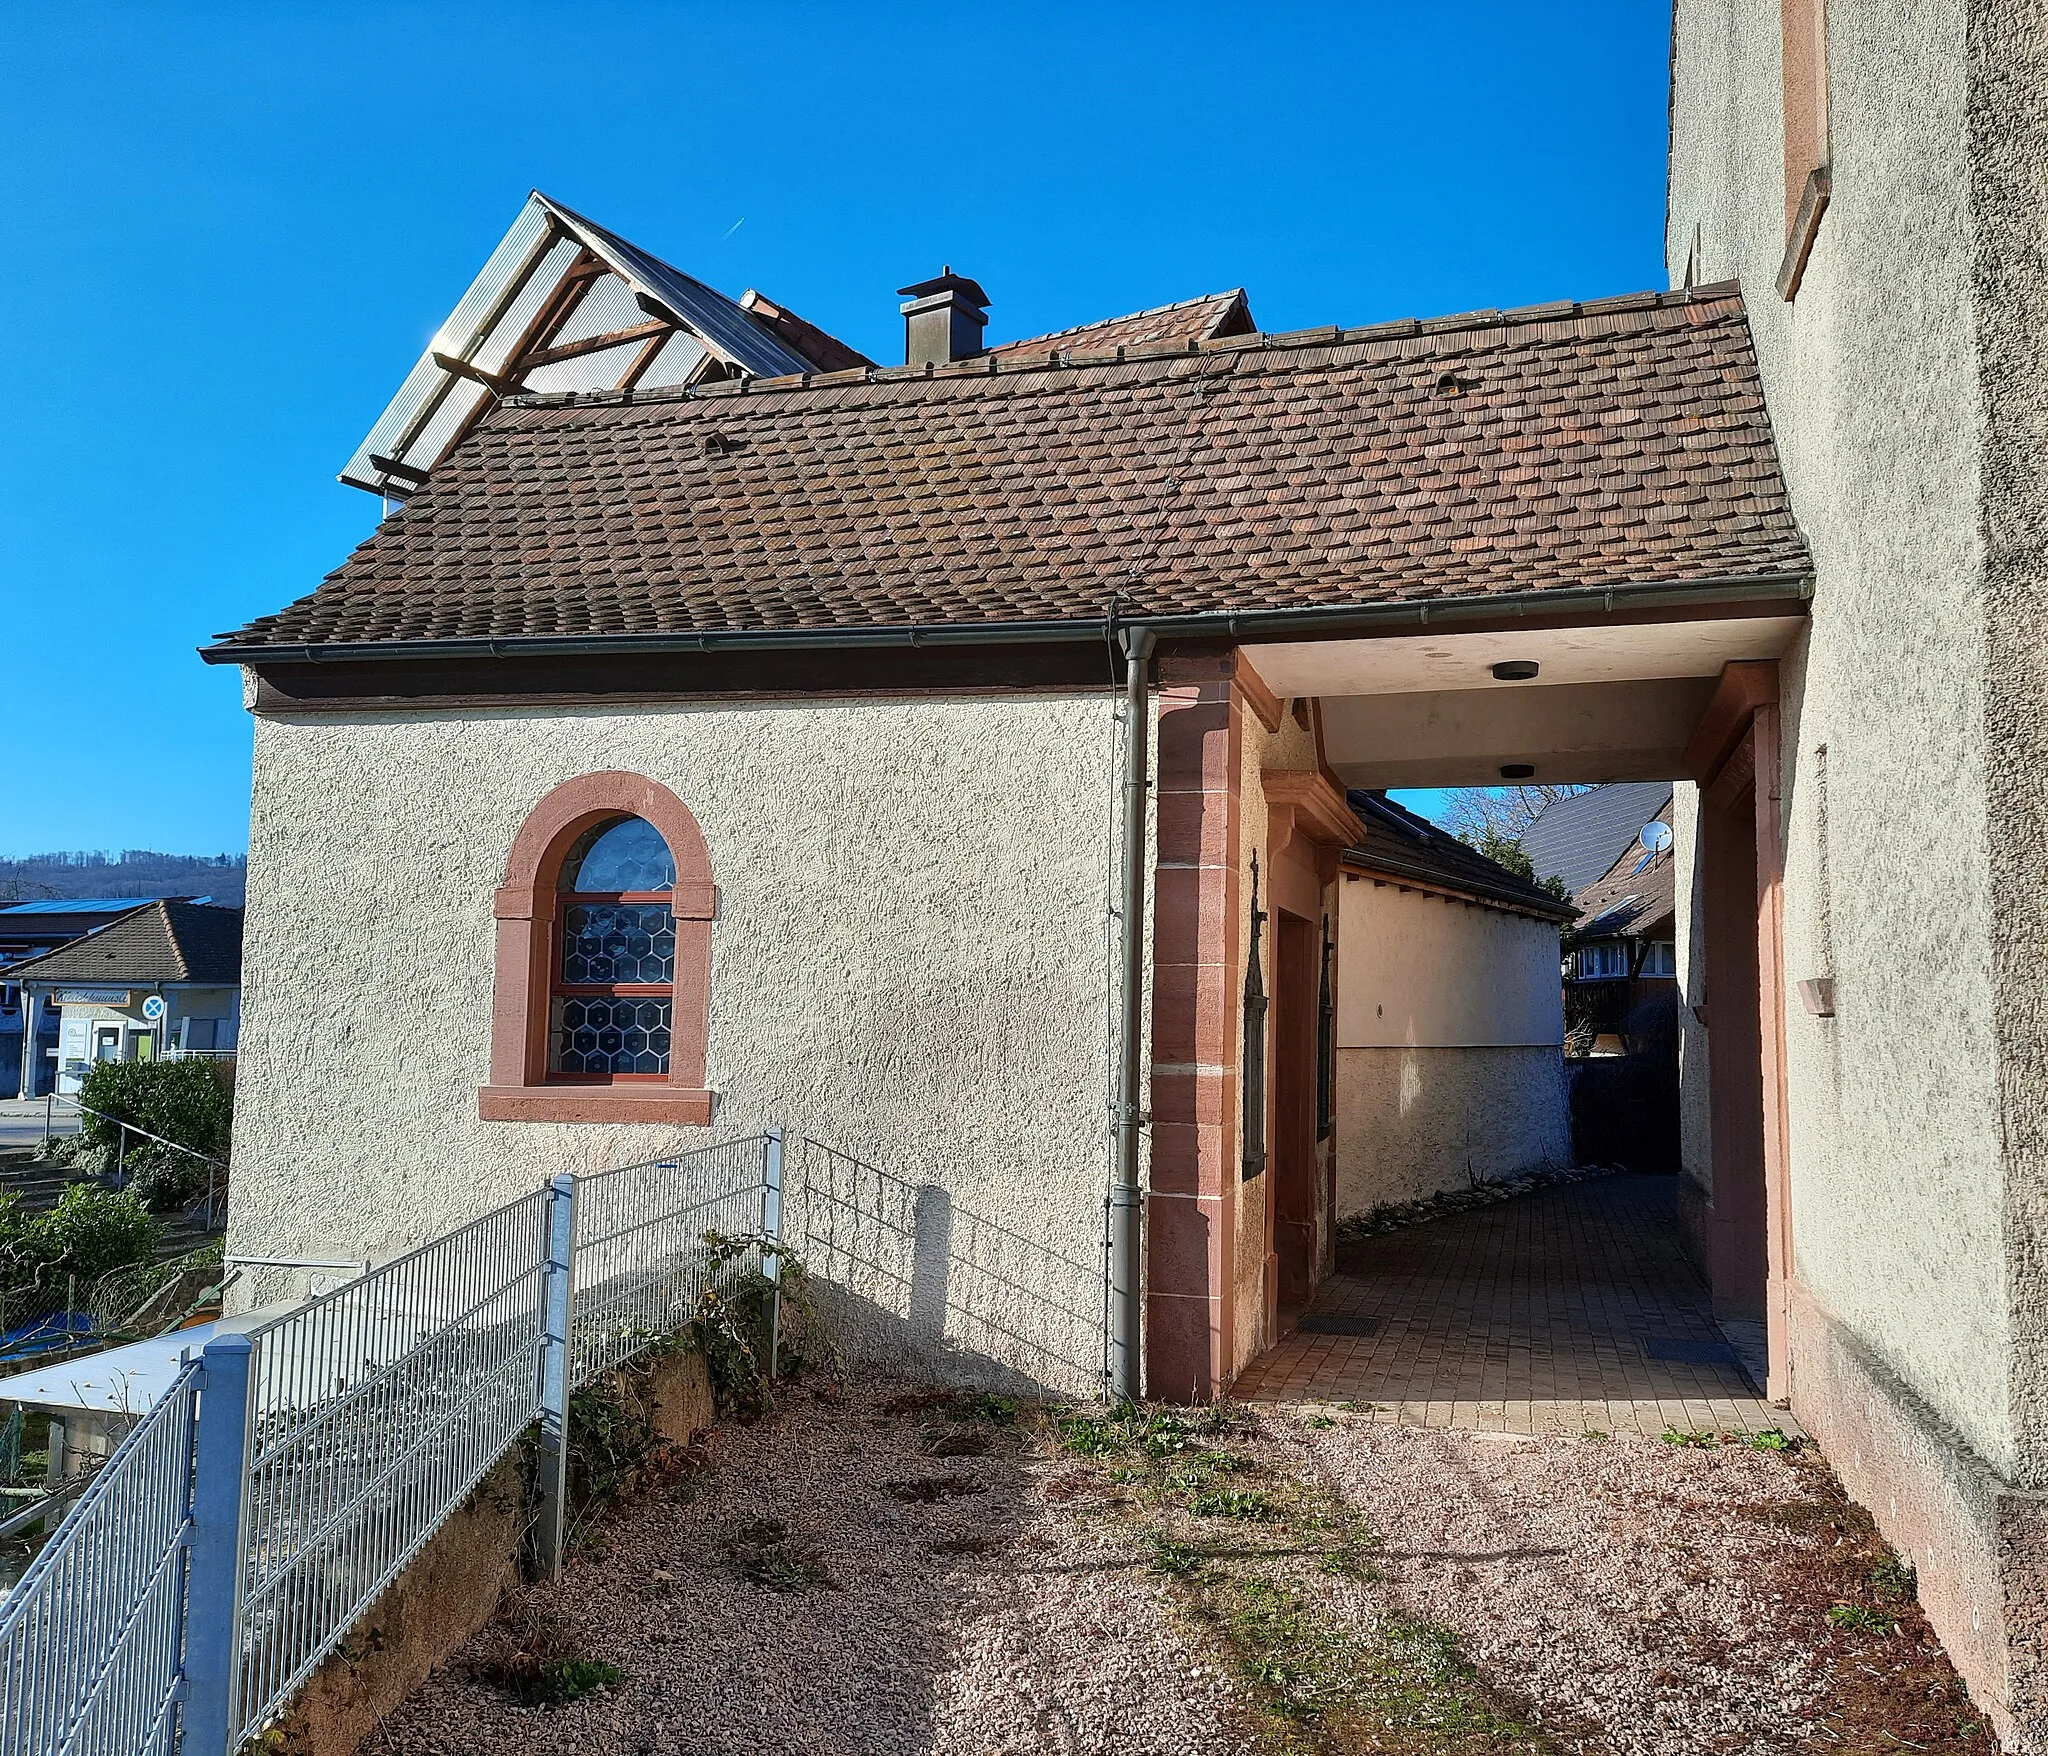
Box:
1233, 1173, 1798, 1438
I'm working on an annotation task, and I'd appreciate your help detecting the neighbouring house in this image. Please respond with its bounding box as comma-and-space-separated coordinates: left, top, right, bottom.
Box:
1543, 787, 1679, 1054
5, 901, 242, 1097
0, 898, 206, 1099
1334, 792, 1575, 1218
1543, 788, 1682, 1173
1522, 780, 1674, 899
203, 7, 2048, 1726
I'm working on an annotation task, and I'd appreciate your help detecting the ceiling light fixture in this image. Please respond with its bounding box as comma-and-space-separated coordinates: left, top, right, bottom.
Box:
1492, 660, 1540, 681
1500, 764, 1536, 780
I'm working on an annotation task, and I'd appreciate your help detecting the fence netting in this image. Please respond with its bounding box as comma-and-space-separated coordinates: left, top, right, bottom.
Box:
570, 1137, 771, 1389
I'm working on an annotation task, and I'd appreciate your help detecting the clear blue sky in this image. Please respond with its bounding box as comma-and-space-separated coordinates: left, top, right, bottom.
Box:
0, 0, 1672, 856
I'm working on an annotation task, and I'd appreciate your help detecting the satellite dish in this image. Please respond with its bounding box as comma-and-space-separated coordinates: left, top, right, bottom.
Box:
1640, 821, 1674, 854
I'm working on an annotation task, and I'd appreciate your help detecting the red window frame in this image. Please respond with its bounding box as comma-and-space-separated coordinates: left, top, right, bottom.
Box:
480, 772, 716, 1126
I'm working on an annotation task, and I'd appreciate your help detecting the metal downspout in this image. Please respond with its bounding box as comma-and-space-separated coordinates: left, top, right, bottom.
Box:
1110, 626, 1155, 1403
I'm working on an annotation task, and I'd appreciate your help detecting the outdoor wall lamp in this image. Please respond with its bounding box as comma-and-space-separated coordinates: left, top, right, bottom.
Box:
1492, 659, 1540, 680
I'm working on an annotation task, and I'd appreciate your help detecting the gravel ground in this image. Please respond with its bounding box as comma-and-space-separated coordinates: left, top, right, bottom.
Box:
361, 1386, 1991, 1756
1286, 1412, 1989, 1754
361, 1382, 1260, 1756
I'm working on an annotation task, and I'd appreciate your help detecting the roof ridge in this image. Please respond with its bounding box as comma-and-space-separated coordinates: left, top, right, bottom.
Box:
497, 281, 1747, 415
991, 288, 1247, 350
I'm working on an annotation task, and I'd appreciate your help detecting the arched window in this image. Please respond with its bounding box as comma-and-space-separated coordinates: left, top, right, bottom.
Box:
551, 817, 676, 1079
481, 772, 714, 1125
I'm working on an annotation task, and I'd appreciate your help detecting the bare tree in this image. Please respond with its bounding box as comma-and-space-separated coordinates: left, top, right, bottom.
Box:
1438, 785, 1590, 845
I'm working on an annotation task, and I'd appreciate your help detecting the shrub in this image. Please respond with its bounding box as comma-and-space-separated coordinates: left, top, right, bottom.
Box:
76, 1057, 232, 1211
0, 1186, 162, 1319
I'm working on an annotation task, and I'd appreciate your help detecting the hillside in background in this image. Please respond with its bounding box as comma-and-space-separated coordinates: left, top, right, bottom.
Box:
0, 850, 247, 907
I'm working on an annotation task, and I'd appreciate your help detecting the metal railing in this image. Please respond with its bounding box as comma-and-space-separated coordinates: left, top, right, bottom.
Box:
40, 1096, 229, 1231
0, 1359, 201, 1756
0, 1131, 789, 1756
223, 1191, 553, 1745
569, 1137, 774, 1389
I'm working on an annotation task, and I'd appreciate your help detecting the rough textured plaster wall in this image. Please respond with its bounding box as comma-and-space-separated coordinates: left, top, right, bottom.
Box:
1336, 881, 1564, 1050
1670, 0, 2009, 1470
1332, 877, 1569, 1214
231, 695, 1122, 1395
1970, 1, 2048, 1491
1333, 1047, 1571, 1215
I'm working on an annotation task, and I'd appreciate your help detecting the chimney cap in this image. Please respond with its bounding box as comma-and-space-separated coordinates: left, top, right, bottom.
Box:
897, 266, 990, 307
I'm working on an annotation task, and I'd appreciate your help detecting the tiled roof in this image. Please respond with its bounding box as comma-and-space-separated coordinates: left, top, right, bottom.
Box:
1522, 782, 1674, 899
1344, 793, 1575, 921
1570, 830, 1677, 940
990, 289, 1252, 356
5, 902, 244, 986
211, 283, 1807, 654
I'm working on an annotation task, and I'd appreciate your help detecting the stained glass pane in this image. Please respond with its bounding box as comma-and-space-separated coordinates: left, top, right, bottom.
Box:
560, 817, 676, 892
560, 903, 675, 984
549, 994, 674, 1075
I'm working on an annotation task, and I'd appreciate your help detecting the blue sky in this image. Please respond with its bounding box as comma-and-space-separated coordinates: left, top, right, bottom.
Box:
0, 1, 1672, 856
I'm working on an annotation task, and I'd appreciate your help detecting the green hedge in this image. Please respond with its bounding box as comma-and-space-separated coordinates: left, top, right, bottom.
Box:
76, 1057, 232, 1210
0, 1186, 162, 1321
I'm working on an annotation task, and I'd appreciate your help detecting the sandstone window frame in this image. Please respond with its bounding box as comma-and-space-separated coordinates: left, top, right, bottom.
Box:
1777, 0, 1831, 300
479, 771, 715, 1125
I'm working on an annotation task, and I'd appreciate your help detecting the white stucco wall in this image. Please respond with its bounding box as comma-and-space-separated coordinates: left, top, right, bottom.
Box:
1333, 878, 1569, 1213
230, 693, 1125, 1395
1669, 0, 2014, 1474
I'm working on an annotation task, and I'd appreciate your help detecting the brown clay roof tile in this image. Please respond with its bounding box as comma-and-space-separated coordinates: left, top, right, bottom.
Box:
212, 283, 1805, 652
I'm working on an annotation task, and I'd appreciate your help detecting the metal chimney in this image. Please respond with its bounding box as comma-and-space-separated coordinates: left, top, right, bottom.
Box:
897, 267, 990, 365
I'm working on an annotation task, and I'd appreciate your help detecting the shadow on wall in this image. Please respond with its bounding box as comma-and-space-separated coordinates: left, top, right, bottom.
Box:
785, 1138, 1107, 1399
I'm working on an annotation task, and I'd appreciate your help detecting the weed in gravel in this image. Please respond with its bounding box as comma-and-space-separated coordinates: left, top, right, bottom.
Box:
1581, 1429, 1609, 1442
539, 1658, 622, 1703
1148, 1536, 1208, 1578
1747, 1427, 1796, 1452
1189, 1487, 1277, 1522
468, 1603, 624, 1707
1306, 1414, 1336, 1429
1056, 1402, 1199, 1460
920, 1423, 993, 1457
723, 1516, 839, 1592
884, 1472, 986, 1503
950, 1391, 1020, 1425
1870, 1556, 1917, 1603
1660, 1426, 1719, 1449
1826, 1603, 1898, 1636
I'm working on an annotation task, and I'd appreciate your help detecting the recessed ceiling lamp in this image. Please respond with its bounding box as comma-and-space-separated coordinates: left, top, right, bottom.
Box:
1500, 764, 1536, 779
1492, 660, 1540, 681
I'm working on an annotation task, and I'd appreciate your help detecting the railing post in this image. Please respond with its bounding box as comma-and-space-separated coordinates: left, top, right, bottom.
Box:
761, 1132, 785, 1382
184, 1332, 254, 1756
532, 1173, 577, 1582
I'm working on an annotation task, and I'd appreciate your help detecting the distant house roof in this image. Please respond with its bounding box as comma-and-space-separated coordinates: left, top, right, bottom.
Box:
1521, 783, 1675, 899
1569, 830, 1677, 943
990, 289, 1254, 356
0, 898, 190, 916
1344, 793, 1575, 922
208, 283, 1807, 658
5, 902, 243, 987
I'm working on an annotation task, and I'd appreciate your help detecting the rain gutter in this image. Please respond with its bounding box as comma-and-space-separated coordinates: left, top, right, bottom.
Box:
198, 571, 1813, 667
